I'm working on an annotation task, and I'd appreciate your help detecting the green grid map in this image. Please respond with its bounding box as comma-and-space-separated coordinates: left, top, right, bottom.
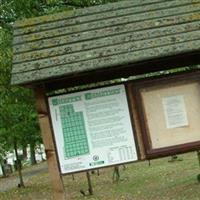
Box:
59, 104, 89, 158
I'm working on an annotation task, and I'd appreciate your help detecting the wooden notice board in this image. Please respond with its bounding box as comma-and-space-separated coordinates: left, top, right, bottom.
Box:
131, 72, 200, 158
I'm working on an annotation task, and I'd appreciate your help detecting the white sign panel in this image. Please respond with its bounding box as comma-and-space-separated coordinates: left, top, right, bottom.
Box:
48, 85, 138, 174
162, 95, 189, 129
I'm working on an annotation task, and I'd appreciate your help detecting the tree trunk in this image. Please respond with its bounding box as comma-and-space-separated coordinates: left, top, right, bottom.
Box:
0, 163, 6, 177
13, 139, 25, 188
22, 145, 27, 160
30, 142, 37, 165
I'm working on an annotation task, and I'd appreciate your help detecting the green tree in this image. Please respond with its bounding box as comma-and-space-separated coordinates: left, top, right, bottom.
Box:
0, 0, 40, 185
0, 0, 122, 185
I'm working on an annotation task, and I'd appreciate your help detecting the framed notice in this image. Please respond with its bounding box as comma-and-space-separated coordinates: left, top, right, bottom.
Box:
48, 85, 138, 174
131, 72, 200, 158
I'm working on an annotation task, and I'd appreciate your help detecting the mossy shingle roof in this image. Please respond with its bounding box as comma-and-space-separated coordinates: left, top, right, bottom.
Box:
11, 0, 200, 85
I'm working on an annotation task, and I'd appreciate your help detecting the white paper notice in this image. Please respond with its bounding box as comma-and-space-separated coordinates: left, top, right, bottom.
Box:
162, 95, 188, 129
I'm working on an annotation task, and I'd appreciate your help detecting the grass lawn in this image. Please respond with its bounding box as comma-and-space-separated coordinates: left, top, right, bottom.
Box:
1, 152, 200, 200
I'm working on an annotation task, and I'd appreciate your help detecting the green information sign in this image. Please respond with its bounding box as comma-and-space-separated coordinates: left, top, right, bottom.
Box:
49, 85, 138, 174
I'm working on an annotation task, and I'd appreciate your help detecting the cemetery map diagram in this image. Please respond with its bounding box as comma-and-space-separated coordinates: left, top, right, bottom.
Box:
59, 104, 89, 158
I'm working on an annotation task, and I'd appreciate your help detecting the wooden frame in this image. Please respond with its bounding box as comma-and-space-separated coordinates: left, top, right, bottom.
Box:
130, 71, 200, 159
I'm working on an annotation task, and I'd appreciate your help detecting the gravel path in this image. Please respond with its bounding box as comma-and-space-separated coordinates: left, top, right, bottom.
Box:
0, 162, 48, 192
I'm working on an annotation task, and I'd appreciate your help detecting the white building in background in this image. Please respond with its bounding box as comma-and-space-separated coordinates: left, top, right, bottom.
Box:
0, 144, 46, 177
27, 144, 46, 162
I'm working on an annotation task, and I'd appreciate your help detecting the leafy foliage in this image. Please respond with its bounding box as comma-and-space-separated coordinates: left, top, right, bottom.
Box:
0, 0, 122, 25
0, 0, 123, 163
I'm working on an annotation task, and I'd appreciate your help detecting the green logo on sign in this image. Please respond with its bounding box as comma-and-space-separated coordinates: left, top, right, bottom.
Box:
89, 161, 104, 166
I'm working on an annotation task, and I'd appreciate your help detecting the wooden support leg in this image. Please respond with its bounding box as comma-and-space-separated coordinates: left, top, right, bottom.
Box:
197, 151, 200, 167
86, 171, 93, 195
148, 160, 151, 166
34, 87, 66, 200
72, 174, 75, 180
196, 151, 200, 182
122, 164, 127, 170
113, 166, 120, 182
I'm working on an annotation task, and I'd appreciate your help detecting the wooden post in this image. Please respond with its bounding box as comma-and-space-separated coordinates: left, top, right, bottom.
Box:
34, 87, 66, 200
